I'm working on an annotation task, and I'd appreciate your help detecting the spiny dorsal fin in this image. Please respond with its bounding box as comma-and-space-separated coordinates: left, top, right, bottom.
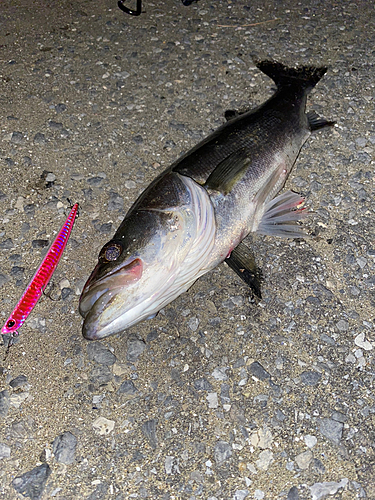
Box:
225, 242, 262, 299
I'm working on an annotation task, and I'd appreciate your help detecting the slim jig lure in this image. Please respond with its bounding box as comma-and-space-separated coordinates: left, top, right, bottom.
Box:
1, 203, 79, 339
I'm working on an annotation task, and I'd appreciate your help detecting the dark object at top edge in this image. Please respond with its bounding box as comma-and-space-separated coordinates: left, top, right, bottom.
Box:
118, 0, 199, 16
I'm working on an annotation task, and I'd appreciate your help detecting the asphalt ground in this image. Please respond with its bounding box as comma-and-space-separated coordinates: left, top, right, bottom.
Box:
0, 1, 374, 499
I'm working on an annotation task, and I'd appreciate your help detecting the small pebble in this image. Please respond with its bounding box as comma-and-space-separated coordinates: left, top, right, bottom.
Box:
309, 478, 348, 500
87, 176, 104, 186
319, 418, 343, 444
55, 103, 67, 113
90, 365, 112, 385
304, 435, 317, 448
287, 486, 300, 500
336, 320, 348, 332
312, 458, 326, 474
9, 375, 29, 390
214, 440, 232, 464
132, 134, 143, 144
112, 363, 127, 376
0, 238, 14, 249
53, 431, 77, 464
295, 450, 313, 470
61, 288, 72, 300
45, 172, 56, 182
249, 361, 270, 381
34, 132, 46, 145
255, 450, 274, 470
125, 180, 137, 189
354, 332, 373, 351
234, 490, 249, 500
87, 343, 116, 365
117, 380, 138, 395
126, 337, 146, 363
0, 391, 10, 418
211, 367, 228, 381
0, 273, 10, 287
32, 239, 49, 248
206, 392, 218, 409
48, 120, 63, 130
12, 464, 51, 499
300, 371, 322, 386
107, 192, 124, 211
0, 443, 11, 459
250, 426, 273, 449
187, 316, 199, 331
24, 204, 35, 216
10, 392, 30, 408
10, 131, 24, 144
92, 417, 115, 435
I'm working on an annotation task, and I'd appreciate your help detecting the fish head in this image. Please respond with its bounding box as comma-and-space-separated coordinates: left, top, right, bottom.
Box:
79, 208, 194, 340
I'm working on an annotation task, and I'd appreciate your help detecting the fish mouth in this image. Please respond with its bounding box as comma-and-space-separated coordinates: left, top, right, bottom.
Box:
79, 258, 143, 340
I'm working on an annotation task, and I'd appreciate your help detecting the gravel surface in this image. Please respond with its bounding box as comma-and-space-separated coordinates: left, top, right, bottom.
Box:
1, 0, 374, 499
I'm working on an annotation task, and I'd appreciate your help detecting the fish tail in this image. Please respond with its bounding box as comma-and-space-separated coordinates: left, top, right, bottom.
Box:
254, 59, 327, 91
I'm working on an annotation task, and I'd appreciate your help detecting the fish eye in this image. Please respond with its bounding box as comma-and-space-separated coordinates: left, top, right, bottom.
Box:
100, 242, 123, 262
7, 319, 16, 328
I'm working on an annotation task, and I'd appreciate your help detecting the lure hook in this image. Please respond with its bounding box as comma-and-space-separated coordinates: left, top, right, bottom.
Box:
3, 331, 19, 360
118, 0, 142, 16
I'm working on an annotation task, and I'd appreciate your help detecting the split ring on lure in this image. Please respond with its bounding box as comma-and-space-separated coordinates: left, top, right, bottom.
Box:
1, 203, 79, 342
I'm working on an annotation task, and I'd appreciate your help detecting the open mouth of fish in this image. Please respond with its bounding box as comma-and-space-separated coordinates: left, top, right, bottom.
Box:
79, 258, 144, 339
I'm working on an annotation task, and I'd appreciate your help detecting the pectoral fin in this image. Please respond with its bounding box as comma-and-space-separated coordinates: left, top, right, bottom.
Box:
204, 148, 251, 195
225, 242, 262, 299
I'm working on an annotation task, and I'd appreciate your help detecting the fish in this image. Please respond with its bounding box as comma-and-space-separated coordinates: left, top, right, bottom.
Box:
1, 203, 79, 343
79, 60, 334, 340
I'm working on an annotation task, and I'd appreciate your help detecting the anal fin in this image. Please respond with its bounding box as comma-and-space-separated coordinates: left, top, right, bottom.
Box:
225, 242, 262, 299
256, 190, 310, 238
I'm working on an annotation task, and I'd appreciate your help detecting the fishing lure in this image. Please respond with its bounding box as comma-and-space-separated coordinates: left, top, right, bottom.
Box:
1, 203, 79, 340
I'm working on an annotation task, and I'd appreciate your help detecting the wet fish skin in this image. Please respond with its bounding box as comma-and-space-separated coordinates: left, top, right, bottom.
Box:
79, 60, 334, 340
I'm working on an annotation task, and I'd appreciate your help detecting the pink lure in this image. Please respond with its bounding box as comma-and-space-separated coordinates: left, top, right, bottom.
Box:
1, 203, 79, 337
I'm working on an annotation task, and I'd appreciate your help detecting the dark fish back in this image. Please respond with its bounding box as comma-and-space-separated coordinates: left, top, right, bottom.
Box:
172, 89, 304, 184
171, 60, 329, 185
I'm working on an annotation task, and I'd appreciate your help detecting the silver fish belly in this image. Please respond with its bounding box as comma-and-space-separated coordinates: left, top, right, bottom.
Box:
79, 60, 334, 340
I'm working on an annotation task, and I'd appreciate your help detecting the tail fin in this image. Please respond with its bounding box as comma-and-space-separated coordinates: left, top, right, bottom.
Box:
254, 59, 327, 91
